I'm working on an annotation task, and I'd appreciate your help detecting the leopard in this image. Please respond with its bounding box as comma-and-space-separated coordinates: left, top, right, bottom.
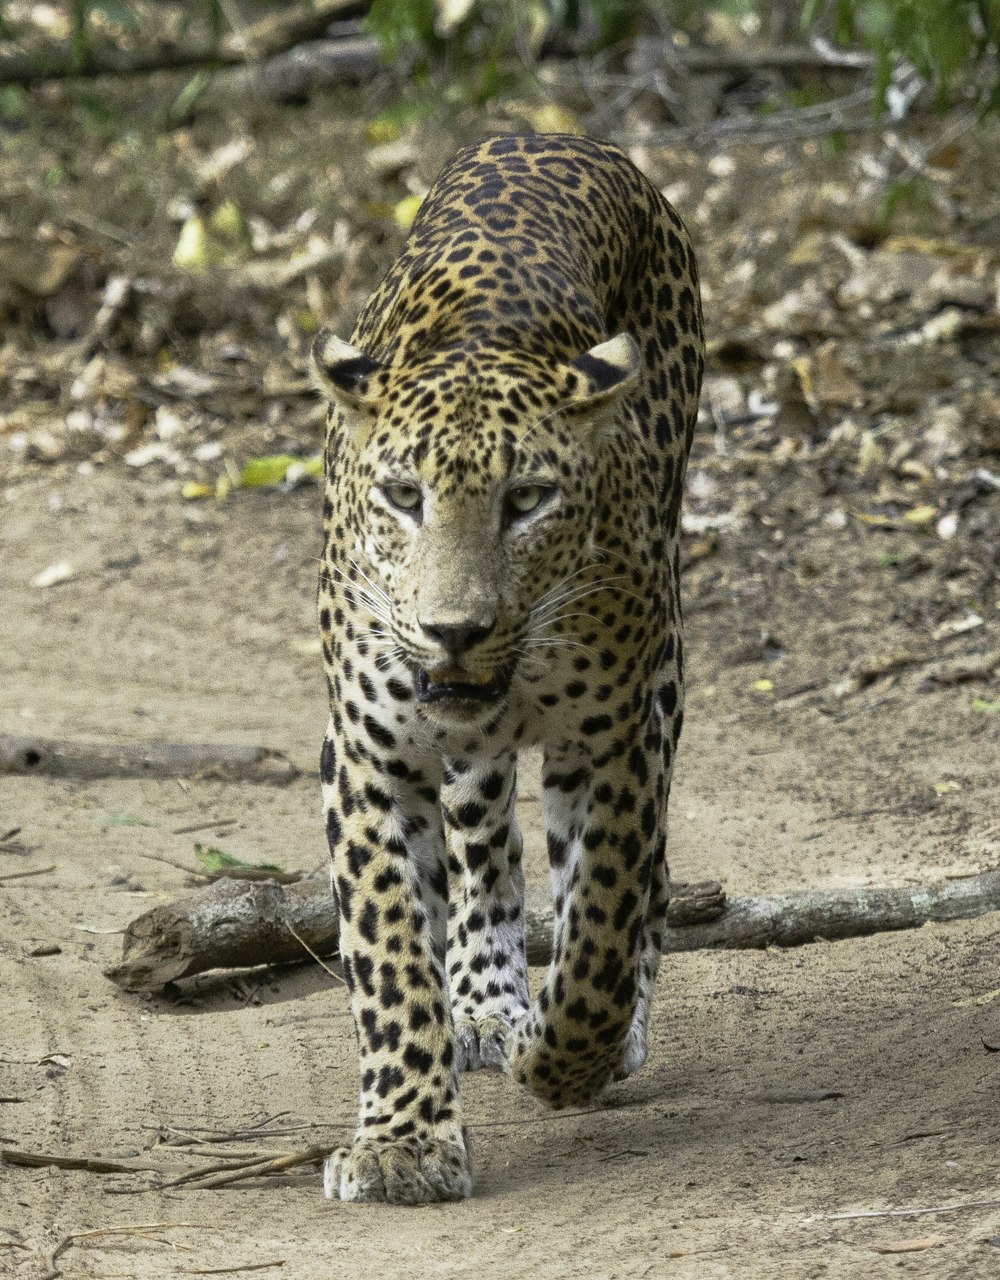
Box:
311, 132, 703, 1204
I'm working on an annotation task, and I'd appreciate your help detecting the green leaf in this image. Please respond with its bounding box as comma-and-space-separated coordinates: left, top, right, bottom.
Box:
800, 0, 827, 31
193, 843, 285, 874
170, 70, 212, 122
0, 86, 27, 122
239, 455, 321, 488
239, 455, 300, 487
971, 697, 1000, 714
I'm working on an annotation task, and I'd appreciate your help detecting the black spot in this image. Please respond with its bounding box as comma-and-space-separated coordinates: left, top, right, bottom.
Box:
359, 900, 378, 943
354, 953, 374, 995
364, 781, 393, 812
347, 841, 372, 876
379, 964, 405, 1007
480, 771, 504, 801
621, 831, 642, 870
627, 746, 648, 785
658, 680, 678, 716
581, 714, 612, 735
409, 1005, 432, 1031
455, 800, 486, 828
613, 890, 639, 931
376, 1065, 406, 1097
465, 841, 490, 871
547, 832, 568, 867
403, 1043, 435, 1074
364, 716, 397, 750
592, 864, 617, 889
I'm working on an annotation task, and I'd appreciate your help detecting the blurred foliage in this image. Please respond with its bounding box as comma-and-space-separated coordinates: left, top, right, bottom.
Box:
1, 0, 997, 112
369, 0, 1000, 112
801, 0, 1000, 110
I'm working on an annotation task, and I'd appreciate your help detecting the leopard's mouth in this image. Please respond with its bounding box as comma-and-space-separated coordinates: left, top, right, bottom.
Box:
414, 662, 514, 706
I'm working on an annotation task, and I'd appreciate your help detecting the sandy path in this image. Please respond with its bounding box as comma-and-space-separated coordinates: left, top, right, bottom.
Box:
2, 471, 998, 1279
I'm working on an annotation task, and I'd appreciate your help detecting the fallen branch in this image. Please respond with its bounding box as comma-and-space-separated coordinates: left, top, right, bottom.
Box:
104, 869, 1000, 993
0, 0, 364, 85
0, 733, 300, 785
217, 37, 873, 104
2, 9, 870, 95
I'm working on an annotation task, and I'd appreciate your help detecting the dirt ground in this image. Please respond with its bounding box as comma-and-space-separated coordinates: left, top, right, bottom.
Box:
2, 80, 1000, 1280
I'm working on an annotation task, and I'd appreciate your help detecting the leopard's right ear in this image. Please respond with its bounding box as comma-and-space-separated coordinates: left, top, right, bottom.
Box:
310, 331, 384, 408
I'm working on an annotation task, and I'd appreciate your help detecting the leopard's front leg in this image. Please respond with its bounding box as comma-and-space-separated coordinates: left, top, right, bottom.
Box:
509, 719, 666, 1108
320, 722, 471, 1204
443, 751, 530, 1071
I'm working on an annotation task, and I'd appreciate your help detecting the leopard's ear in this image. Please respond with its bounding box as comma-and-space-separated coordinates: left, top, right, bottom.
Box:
564, 333, 641, 410
310, 330, 384, 408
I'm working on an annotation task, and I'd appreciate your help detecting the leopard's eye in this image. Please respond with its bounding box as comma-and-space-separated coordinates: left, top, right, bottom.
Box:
506, 484, 550, 519
382, 482, 422, 514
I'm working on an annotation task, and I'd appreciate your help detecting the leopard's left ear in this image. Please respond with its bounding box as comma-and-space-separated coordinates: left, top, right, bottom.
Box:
310, 330, 384, 408
564, 333, 641, 410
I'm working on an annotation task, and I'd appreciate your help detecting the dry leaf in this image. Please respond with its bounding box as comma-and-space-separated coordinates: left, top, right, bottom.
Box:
37, 1053, 71, 1069
934, 612, 983, 640
903, 503, 937, 526
30, 561, 75, 589
813, 342, 864, 410
872, 1236, 942, 1254
393, 194, 424, 232
0, 239, 80, 296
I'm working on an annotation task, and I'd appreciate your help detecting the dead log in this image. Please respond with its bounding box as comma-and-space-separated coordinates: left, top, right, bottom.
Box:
104, 869, 1000, 993
106, 877, 342, 991
0, 0, 365, 85
213, 37, 875, 104
0, 733, 299, 785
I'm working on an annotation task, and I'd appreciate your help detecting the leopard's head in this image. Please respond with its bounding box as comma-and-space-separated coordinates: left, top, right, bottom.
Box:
312, 331, 640, 725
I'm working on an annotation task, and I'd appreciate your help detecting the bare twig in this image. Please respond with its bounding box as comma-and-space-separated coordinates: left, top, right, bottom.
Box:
41, 1222, 215, 1279
805, 1196, 1000, 1223
623, 86, 875, 147
283, 919, 345, 984
177, 1263, 287, 1276
0, 864, 57, 884
170, 818, 239, 835
1, 1149, 159, 1174
138, 853, 304, 886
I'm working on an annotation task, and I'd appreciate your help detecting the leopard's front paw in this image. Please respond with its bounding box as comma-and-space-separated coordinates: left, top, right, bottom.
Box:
323, 1136, 472, 1205
454, 1015, 511, 1072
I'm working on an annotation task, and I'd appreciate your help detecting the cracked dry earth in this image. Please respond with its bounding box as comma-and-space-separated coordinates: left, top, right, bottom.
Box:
0, 453, 998, 1279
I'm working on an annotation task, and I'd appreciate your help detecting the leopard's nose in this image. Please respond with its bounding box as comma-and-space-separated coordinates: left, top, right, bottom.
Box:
420, 618, 496, 658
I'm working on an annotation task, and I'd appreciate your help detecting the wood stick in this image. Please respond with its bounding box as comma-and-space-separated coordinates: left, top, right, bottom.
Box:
0, 733, 300, 785
1, 1149, 161, 1173
104, 869, 1000, 993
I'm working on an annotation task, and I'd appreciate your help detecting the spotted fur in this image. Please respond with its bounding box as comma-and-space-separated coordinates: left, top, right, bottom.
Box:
312, 133, 703, 1204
